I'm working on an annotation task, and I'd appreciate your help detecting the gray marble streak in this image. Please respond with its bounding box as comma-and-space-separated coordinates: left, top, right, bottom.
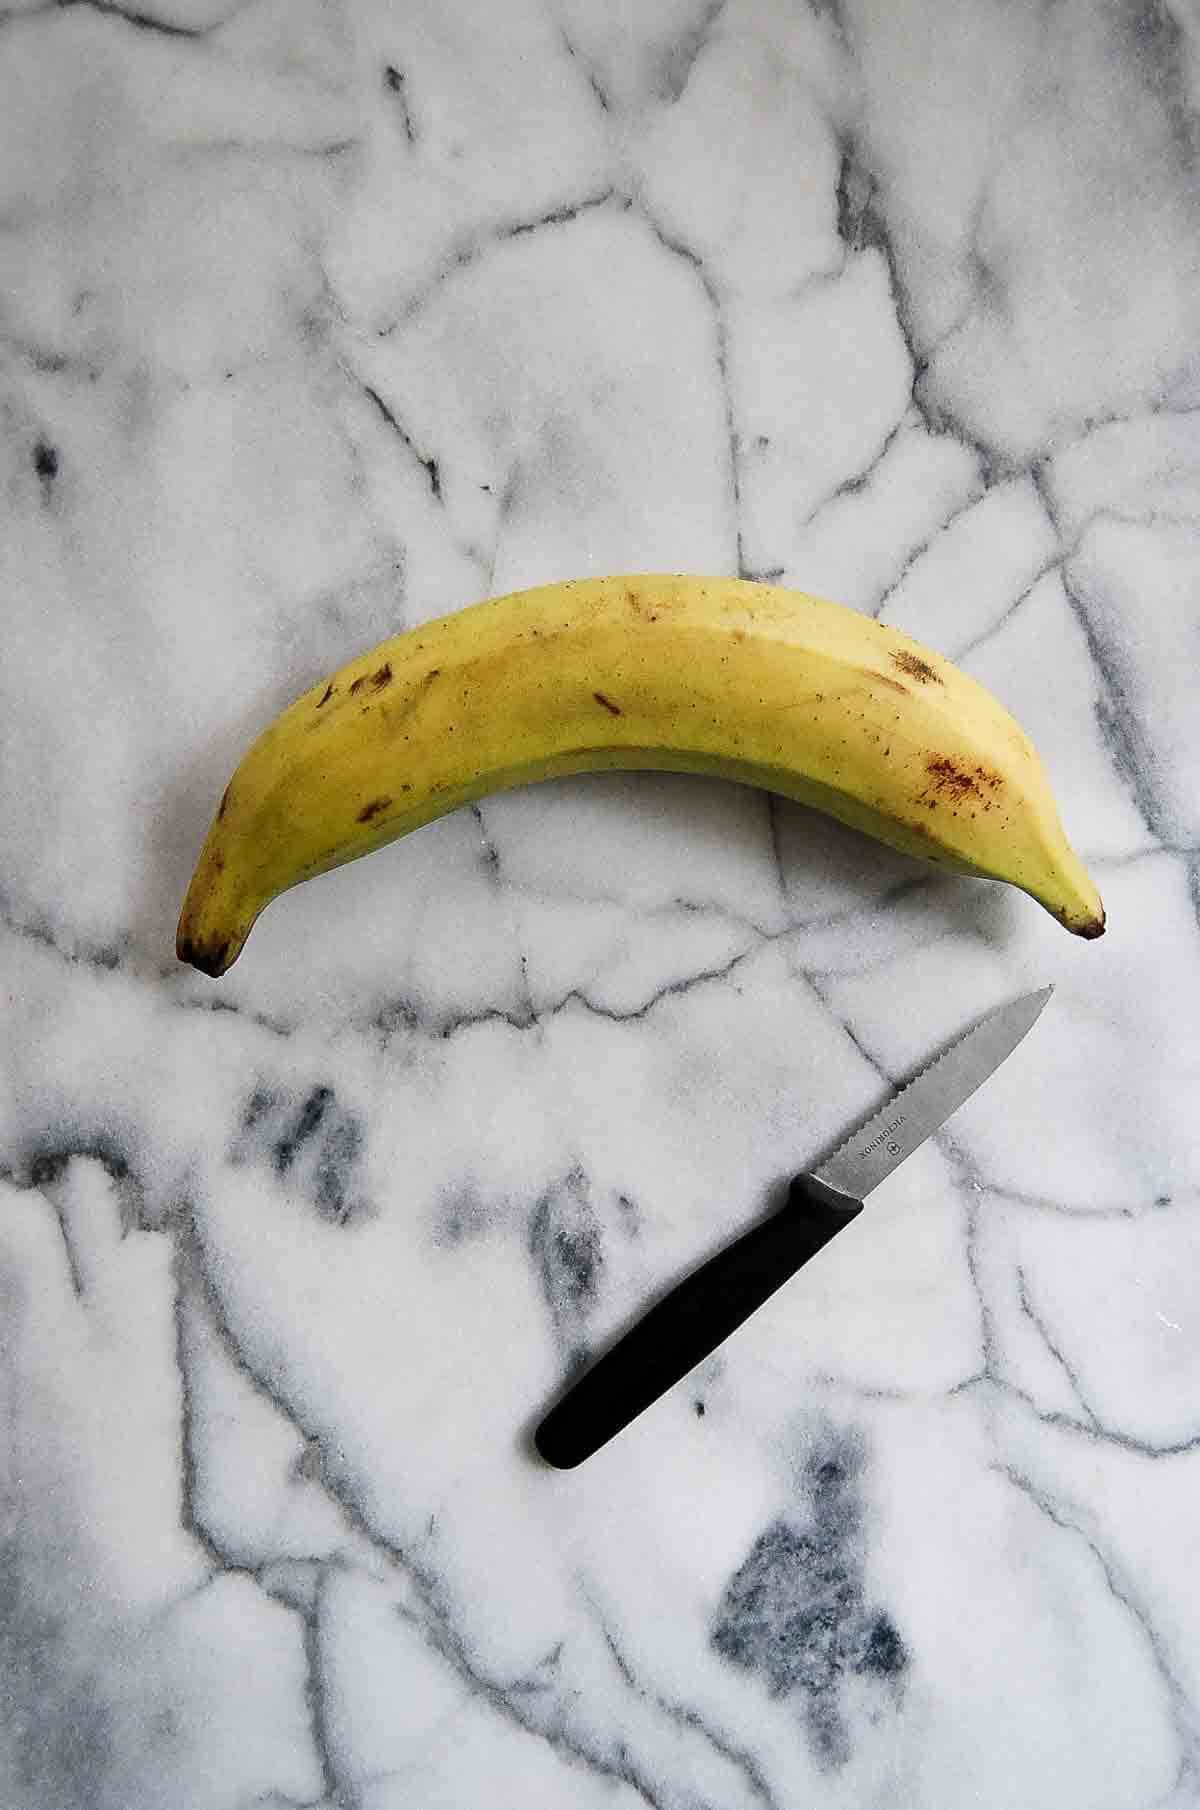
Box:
3, 0, 1200, 1804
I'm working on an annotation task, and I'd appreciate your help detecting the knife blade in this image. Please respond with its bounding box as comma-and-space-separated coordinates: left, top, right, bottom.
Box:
534, 985, 1052, 1469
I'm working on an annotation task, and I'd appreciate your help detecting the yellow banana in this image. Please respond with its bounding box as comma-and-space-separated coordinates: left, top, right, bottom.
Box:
177, 575, 1104, 975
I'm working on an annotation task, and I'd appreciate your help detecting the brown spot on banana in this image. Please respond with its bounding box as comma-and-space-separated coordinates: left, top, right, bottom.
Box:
350, 662, 395, 696
920, 755, 1003, 807
356, 796, 392, 823
892, 649, 943, 685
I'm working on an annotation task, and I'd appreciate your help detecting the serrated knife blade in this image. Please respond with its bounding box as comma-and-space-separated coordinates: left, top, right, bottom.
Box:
534, 986, 1053, 1469
805, 984, 1054, 1212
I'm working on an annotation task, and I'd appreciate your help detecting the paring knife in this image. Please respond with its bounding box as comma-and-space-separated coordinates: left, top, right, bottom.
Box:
535, 985, 1052, 1469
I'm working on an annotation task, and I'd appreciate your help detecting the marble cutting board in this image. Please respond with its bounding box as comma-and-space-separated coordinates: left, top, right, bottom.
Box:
3, 1, 1200, 1806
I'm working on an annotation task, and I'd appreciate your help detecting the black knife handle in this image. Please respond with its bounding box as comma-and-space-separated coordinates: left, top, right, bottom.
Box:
533, 1176, 863, 1469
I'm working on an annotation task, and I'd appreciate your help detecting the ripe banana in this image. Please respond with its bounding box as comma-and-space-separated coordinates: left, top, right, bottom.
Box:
177, 575, 1104, 975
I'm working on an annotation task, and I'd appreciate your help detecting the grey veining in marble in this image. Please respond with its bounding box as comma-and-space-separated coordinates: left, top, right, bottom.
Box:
3, 1, 1200, 1806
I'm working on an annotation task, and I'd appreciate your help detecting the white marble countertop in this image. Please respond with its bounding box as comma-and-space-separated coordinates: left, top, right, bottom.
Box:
4, 1, 1200, 1805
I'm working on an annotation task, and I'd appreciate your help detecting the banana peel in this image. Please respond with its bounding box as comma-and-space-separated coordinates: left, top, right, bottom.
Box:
177, 575, 1104, 975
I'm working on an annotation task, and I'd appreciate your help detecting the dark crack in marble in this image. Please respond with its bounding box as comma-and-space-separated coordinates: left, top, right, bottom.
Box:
56, 0, 217, 39
358, 379, 442, 502
1015, 1263, 1102, 1429
0, 888, 127, 974
997, 1458, 1197, 1794
299, 1566, 342, 1806
558, 24, 614, 115
834, 135, 1020, 499
1031, 461, 1175, 844
383, 63, 417, 144
379, 189, 617, 330
634, 199, 743, 574
653, 0, 727, 104
596, 1610, 780, 1809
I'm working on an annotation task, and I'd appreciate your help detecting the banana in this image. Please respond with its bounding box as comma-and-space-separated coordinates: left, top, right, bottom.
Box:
177, 575, 1104, 975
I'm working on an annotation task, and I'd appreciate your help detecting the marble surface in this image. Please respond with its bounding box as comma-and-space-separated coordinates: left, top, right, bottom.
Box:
4, 0, 1200, 1804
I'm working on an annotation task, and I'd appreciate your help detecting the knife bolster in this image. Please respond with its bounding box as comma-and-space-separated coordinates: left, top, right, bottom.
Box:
789, 1172, 865, 1219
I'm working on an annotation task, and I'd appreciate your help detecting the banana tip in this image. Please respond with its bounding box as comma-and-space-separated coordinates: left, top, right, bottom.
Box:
176, 927, 236, 977
1060, 895, 1105, 939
